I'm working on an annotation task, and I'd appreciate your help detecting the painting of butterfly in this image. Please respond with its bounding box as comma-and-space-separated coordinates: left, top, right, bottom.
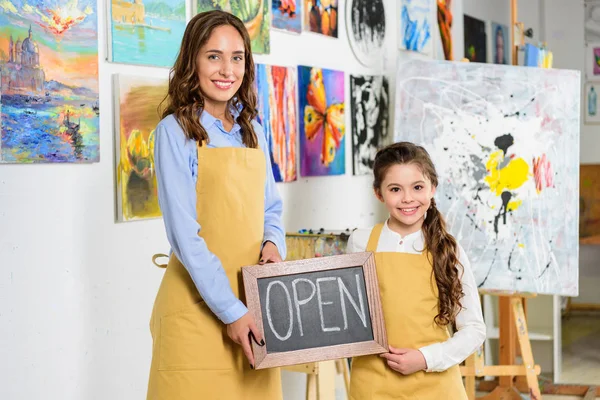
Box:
298, 66, 345, 176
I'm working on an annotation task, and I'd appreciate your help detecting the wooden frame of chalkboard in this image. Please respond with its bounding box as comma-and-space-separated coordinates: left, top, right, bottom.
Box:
242, 252, 387, 369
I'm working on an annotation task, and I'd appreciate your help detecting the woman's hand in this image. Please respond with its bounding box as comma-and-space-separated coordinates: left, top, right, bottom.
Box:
259, 241, 282, 264
380, 345, 427, 375
226, 312, 264, 368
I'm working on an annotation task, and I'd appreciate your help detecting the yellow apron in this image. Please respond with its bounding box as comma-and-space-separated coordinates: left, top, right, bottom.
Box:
147, 145, 282, 400
349, 223, 467, 400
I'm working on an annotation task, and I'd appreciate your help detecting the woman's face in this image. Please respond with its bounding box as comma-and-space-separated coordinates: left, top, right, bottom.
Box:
196, 25, 246, 108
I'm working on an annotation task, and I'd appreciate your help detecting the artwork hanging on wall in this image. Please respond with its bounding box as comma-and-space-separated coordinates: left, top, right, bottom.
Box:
272, 0, 301, 33
298, 66, 345, 177
437, 0, 453, 60
198, 0, 270, 54
491, 22, 509, 64
585, 82, 600, 124
304, 0, 338, 38
585, 43, 600, 80
580, 164, 600, 239
255, 64, 298, 182
395, 59, 580, 296
346, 0, 386, 67
108, 0, 186, 67
0, 0, 99, 163
114, 75, 166, 222
463, 14, 487, 63
350, 75, 389, 175
399, 0, 433, 56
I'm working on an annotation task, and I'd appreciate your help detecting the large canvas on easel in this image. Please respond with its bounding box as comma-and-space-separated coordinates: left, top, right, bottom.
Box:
394, 59, 580, 296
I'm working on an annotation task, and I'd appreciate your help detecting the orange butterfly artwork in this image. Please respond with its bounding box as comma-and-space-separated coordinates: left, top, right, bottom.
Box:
299, 66, 345, 176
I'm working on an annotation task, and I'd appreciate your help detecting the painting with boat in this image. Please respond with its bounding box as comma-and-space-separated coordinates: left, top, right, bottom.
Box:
0, 0, 100, 163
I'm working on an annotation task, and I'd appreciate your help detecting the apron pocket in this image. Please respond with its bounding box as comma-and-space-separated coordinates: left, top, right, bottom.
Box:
158, 301, 235, 371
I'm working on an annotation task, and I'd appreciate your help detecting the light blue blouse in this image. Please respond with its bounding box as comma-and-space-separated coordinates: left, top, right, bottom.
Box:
154, 110, 286, 324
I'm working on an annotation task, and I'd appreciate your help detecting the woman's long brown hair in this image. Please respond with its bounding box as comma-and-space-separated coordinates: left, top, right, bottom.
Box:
372, 142, 464, 326
160, 10, 258, 148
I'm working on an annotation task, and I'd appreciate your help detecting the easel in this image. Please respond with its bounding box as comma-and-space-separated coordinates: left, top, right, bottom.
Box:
461, 292, 542, 400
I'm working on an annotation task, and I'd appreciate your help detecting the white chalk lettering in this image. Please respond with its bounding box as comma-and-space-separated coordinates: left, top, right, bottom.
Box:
266, 280, 293, 341
292, 278, 316, 337
338, 274, 367, 329
316, 277, 341, 333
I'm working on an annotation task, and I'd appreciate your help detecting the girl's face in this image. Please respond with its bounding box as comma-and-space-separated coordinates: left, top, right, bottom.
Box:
196, 25, 245, 110
376, 163, 436, 235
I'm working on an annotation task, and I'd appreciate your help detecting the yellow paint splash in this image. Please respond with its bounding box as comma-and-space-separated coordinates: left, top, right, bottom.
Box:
518, 243, 525, 249
485, 150, 529, 197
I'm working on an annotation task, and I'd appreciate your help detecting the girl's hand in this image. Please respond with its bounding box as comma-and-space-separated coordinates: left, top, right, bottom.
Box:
226, 312, 264, 369
380, 345, 427, 375
259, 241, 282, 264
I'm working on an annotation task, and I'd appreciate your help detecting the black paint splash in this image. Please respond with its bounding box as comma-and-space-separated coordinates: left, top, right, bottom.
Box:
493, 191, 512, 235
494, 134, 514, 155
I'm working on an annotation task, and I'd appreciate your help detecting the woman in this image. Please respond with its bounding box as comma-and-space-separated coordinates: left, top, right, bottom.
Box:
147, 10, 285, 400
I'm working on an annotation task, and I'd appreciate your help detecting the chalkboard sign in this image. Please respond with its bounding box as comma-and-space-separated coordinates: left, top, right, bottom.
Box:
242, 252, 387, 369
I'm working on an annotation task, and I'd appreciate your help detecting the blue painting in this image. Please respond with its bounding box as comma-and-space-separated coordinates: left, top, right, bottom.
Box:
272, 0, 301, 33
399, 0, 433, 56
110, 0, 186, 67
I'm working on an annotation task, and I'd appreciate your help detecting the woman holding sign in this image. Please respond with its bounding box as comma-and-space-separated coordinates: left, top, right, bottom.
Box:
347, 142, 486, 399
146, 11, 286, 400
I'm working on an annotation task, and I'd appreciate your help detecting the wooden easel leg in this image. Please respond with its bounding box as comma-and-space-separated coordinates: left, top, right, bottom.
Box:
335, 359, 350, 398
306, 373, 318, 400
499, 297, 516, 388
465, 353, 476, 400
316, 360, 336, 400
512, 297, 542, 400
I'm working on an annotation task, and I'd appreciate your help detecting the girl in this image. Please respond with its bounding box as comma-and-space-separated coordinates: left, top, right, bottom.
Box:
147, 11, 285, 400
348, 142, 486, 399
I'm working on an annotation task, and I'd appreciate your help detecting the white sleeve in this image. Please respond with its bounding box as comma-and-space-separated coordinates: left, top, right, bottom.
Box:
418, 243, 486, 372
346, 229, 368, 254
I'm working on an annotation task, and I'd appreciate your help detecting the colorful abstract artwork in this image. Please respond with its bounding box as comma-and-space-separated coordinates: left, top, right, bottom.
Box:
286, 233, 348, 261
491, 22, 508, 64
350, 75, 389, 175
115, 75, 166, 221
437, 0, 453, 60
109, 0, 186, 67
395, 59, 580, 296
0, 0, 99, 163
463, 14, 486, 63
255, 64, 297, 182
580, 164, 600, 239
346, 0, 385, 67
197, 0, 270, 54
304, 0, 338, 38
399, 0, 433, 55
298, 66, 345, 177
272, 0, 301, 33
585, 43, 600, 80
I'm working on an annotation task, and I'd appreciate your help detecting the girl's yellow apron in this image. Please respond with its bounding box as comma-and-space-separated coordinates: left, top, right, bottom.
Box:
147, 146, 282, 400
349, 223, 467, 400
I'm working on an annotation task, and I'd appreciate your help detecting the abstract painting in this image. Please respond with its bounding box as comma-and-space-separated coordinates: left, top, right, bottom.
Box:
350, 75, 389, 175
399, 0, 433, 56
580, 164, 600, 239
304, 0, 338, 38
255, 64, 297, 182
298, 66, 345, 177
114, 75, 166, 221
437, 0, 453, 60
272, 0, 301, 33
491, 22, 508, 64
585, 82, 600, 124
109, 0, 185, 68
585, 43, 600, 80
197, 0, 270, 54
394, 59, 580, 296
346, 0, 385, 67
463, 14, 486, 63
0, 0, 99, 163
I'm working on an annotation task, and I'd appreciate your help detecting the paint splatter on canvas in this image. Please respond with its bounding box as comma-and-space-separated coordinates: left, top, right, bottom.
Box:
115, 75, 166, 221
394, 59, 580, 296
298, 66, 345, 177
197, 0, 270, 54
304, 0, 338, 37
255, 64, 297, 182
399, 0, 433, 55
272, 0, 301, 33
580, 164, 600, 239
0, 0, 99, 163
464, 14, 486, 63
110, 0, 186, 67
350, 75, 389, 175
347, 0, 385, 67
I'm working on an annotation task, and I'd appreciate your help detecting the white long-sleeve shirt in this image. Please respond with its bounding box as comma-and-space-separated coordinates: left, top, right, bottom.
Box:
347, 221, 486, 372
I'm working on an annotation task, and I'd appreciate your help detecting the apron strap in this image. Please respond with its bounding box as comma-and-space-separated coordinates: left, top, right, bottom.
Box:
366, 223, 385, 252
152, 253, 169, 268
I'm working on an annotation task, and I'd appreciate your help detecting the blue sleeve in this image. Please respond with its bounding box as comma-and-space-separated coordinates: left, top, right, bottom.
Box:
154, 118, 248, 324
254, 121, 287, 260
